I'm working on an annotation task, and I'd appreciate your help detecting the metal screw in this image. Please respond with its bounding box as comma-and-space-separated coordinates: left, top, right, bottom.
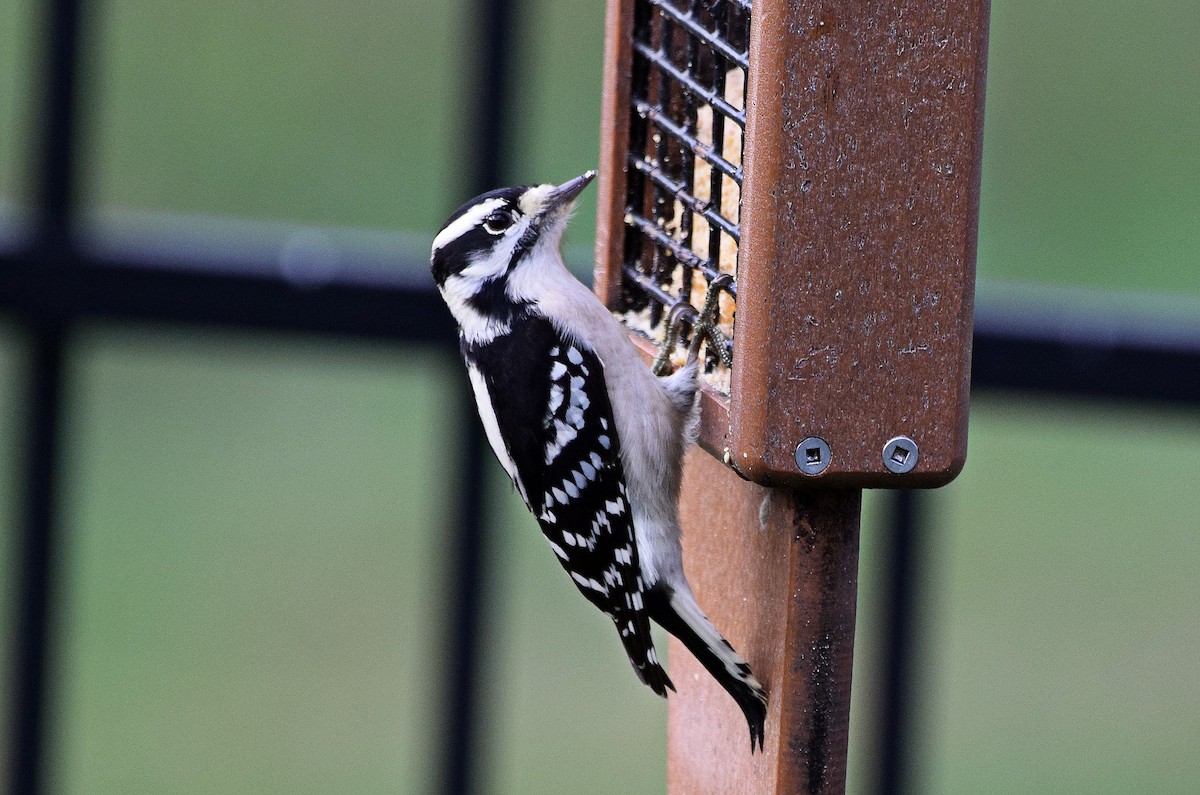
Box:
795, 437, 831, 476
882, 436, 919, 474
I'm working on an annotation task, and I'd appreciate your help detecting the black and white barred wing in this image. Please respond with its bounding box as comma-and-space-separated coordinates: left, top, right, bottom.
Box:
531, 337, 673, 695
464, 317, 671, 696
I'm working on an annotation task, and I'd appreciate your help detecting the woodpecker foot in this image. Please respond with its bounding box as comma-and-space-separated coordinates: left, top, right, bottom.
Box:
652, 301, 697, 376
652, 275, 735, 375
688, 274, 734, 370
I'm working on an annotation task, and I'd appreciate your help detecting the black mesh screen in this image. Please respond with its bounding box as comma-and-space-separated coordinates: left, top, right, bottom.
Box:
619, 0, 750, 387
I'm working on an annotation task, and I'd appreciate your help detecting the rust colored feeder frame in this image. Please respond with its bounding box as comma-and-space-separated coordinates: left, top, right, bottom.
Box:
595, 0, 989, 489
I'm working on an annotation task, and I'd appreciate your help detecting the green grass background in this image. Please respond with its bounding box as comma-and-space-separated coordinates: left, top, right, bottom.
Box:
2, 0, 1199, 792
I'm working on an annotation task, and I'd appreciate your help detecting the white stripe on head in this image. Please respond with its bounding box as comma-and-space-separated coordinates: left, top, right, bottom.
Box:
432, 197, 506, 254
434, 195, 534, 344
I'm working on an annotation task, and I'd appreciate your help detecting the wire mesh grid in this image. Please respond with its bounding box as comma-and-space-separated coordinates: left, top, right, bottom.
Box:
617, 0, 751, 393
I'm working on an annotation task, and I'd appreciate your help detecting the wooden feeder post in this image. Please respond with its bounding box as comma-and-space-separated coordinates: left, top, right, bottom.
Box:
596, 0, 989, 792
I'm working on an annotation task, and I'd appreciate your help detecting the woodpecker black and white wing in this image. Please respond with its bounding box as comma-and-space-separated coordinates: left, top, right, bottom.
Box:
463, 314, 673, 696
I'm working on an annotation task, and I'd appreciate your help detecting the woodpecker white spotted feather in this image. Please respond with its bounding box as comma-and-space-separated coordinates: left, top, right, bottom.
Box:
430, 171, 767, 751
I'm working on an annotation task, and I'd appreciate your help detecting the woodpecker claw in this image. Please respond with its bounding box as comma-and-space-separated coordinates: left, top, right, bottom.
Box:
692, 274, 734, 370
652, 275, 734, 375
652, 301, 697, 376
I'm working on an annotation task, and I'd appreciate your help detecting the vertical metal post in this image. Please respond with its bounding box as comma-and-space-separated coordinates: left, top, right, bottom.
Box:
667, 449, 861, 794
467, 0, 515, 191
7, 327, 67, 795
435, 2, 515, 794
875, 490, 923, 795
437, 394, 489, 795
7, 0, 84, 791
31, 0, 84, 253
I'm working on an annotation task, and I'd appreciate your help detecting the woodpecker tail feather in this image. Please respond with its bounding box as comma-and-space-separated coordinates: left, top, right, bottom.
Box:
645, 583, 768, 752
613, 613, 675, 697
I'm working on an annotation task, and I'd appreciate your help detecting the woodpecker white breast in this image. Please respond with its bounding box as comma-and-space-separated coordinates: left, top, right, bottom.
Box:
430, 172, 768, 752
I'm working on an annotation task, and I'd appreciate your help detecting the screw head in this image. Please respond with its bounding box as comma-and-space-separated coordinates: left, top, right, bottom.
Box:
795, 437, 831, 476
883, 436, 919, 474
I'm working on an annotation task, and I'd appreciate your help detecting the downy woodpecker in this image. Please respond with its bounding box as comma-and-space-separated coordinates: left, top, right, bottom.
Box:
430, 171, 767, 750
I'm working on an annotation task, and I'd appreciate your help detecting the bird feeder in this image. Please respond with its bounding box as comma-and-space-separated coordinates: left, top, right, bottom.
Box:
595, 0, 987, 489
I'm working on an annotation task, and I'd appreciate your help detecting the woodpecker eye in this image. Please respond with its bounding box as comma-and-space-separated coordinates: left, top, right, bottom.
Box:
483, 210, 516, 235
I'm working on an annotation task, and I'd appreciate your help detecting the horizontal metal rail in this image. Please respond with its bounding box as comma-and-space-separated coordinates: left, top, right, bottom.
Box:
630, 98, 744, 184
0, 246, 454, 345
972, 285, 1200, 405
6, 237, 1199, 407
627, 153, 742, 241
625, 210, 706, 269
632, 39, 747, 127
652, 0, 750, 71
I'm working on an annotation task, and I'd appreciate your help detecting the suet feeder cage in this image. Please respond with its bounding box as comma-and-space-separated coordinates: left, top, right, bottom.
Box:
595, 0, 988, 488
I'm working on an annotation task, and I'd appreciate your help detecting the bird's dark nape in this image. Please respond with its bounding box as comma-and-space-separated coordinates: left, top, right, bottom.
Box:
644, 585, 768, 753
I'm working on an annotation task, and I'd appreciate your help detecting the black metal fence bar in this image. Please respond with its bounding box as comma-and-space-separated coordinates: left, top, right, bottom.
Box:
973, 305, 1200, 405
31, 0, 83, 252
6, 0, 85, 789
876, 489, 923, 795
7, 326, 66, 795
436, 0, 516, 792
0, 252, 455, 342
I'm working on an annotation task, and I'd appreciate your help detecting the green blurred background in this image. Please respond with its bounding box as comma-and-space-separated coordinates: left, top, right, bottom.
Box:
2, 0, 1199, 792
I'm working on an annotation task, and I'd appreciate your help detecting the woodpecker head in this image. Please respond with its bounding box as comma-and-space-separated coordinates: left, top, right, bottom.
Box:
430, 172, 595, 342
430, 171, 595, 292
